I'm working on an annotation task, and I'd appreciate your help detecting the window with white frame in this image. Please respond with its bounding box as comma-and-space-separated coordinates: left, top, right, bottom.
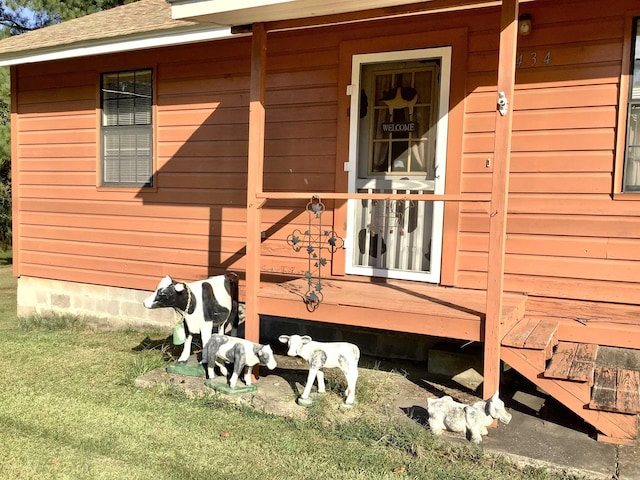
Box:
624, 19, 640, 192
101, 69, 153, 187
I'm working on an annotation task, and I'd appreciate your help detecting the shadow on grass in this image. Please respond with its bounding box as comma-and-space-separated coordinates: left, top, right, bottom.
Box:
132, 333, 206, 363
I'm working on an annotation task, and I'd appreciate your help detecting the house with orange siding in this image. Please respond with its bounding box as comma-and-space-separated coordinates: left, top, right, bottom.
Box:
0, 0, 638, 443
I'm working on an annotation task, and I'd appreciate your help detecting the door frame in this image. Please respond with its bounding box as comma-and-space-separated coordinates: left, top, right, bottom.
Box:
334, 28, 468, 286
344, 47, 452, 282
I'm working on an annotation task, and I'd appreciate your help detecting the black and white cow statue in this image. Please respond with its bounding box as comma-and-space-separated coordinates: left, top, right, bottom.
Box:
201, 334, 277, 389
278, 334, 360, 405
143, 274, 239, 364
426, 391, 512, 444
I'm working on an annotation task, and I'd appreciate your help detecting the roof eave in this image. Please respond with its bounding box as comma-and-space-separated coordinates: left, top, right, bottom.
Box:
166, 0, 518, 26
0, 24, 235, 67
167, 0, 437, 25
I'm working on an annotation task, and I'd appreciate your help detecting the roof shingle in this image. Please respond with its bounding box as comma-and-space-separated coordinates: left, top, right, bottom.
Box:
0, 0, 201, 56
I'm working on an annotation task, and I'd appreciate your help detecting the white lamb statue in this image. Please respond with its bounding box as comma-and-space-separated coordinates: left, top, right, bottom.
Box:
278, 334, 360, 406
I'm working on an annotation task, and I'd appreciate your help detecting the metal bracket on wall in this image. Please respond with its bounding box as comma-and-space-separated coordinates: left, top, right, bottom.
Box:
286, 195, 345, 311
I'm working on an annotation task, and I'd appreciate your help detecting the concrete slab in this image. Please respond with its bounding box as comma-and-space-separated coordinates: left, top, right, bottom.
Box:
481, 408, 617, 479
135, 357, 309, 420
619, 443, 640, 480
512, 390, 546, 413
428, 348, 475, 375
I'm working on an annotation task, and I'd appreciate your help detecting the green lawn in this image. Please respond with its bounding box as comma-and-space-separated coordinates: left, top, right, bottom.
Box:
0, 251, 583, 479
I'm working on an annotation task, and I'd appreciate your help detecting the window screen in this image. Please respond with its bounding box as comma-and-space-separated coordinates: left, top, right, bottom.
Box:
624, 19, 640, 192
101, 69, 153, 186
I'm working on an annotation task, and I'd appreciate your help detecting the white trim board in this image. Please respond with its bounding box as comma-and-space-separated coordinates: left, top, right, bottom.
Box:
0, 26, 237, 67
345, 46, 451, 283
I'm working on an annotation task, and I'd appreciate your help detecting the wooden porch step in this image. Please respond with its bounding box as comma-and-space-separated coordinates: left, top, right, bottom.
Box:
502, 317, 558, 349
524, 297, 640, 350
501, 317, 558, 371
545, 342, 599, 384
501, 346, 638, 444
590, 367, 640, 415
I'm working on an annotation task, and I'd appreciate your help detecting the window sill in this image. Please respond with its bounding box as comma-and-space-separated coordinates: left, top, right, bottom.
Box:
613, 192, 640, 200
96, 185, 157, 193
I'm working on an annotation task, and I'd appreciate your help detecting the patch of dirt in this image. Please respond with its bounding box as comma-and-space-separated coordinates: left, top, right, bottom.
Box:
135, 352, 483, 429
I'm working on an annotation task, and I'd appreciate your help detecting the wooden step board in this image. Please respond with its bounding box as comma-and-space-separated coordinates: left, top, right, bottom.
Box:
502, 317, 559, 371
590, 367, 640, 415
502, 346, 638, 444
545, 342, 599, 384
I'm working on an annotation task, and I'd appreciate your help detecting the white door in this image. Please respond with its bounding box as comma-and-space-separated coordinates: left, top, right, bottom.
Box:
345, 47, 451, 282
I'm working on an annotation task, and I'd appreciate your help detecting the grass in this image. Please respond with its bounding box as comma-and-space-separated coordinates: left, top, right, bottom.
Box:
18, 311, 85, 331
0, 250, 588, 480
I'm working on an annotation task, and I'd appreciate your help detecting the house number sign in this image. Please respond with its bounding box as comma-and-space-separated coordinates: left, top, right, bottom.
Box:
517, 51, 551, 68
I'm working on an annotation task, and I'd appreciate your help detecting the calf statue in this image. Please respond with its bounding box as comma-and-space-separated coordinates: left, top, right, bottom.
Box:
279, 334, 360, 406
426, 391, 512, 444
143, 274, 239, 363
201, 334, 277, 389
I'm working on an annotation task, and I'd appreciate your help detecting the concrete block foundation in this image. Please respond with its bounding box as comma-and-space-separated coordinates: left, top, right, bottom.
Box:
17, 276, 174, 330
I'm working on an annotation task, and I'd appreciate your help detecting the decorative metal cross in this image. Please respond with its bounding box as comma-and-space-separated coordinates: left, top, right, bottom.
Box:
286, 195, 344, 311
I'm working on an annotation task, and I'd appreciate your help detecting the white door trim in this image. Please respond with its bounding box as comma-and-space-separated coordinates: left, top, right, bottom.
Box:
345, 46, 451, 282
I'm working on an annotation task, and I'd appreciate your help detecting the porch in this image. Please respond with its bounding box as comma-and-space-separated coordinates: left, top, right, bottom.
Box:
259, 278, 640, 443
259, 277, 526, 342
239, 0, 639, 444
243, 0, 521, 404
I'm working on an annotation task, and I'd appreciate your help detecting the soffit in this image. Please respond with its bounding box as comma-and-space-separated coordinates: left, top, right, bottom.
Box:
167, 0, 500, 26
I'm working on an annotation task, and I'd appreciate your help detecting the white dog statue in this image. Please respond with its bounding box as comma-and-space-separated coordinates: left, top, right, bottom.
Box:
426, 391, 512, 443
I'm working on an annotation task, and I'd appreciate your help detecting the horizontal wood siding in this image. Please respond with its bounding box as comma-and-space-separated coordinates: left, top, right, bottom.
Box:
13, 0, 640, 307
458, 1, 640, 303
14, 35, 338, 292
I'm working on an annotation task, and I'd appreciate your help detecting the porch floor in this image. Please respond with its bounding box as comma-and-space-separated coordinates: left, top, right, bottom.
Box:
258, 278, 527, 342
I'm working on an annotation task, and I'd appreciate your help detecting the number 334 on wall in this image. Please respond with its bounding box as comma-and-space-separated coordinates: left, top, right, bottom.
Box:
517, 51, 551, 68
